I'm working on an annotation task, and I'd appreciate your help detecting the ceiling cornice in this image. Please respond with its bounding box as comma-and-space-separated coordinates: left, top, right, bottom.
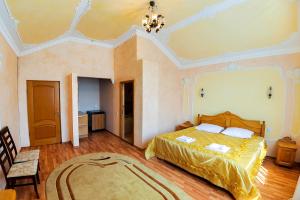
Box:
68, 0, 91, 34
160, 0, 248, 38
0, 0, 300, 69
0, 0, 22, 55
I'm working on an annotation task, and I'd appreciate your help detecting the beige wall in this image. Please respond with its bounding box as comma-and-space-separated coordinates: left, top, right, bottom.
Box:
99, 79, 114, 133
179, 53, 300, 159
14, 34, 300, 161
141, 60, 159, 145
112, 36, 182, 148
113, 36, 144, 147
18, 42, 113, 146
137, 37, 181, 145
135, 36, 300, 160
0, 33, 19, 188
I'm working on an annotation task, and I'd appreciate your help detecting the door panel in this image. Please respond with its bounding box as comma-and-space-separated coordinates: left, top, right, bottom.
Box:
27, 81, 61, 146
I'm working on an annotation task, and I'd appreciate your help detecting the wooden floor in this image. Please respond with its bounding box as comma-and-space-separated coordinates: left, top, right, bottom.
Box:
16, 131, 299, 200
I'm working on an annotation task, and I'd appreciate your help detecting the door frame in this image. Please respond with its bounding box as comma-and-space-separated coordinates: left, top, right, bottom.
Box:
119, 80, 134, 144
27, 80, 62, 146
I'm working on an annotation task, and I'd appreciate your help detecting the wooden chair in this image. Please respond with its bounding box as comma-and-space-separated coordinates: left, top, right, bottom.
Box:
0, 189, 16, 200
0, 136, 40, 198
0, 127, 40, 164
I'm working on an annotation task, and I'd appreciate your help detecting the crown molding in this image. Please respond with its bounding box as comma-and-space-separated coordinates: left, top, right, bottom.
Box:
179, 45, 300, 69
0, 0, 22, 55
1, 0, 300, 69
161, 0, 247, 36
19, 34, 114, 56
110, 26, 137, 47
68, 0, 91, 33
10, 26, 300, 70
135, 28, 182, 66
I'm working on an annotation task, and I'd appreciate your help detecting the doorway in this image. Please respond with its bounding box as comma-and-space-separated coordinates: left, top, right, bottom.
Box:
27, 81, 61, 146
120, 81, 134, 144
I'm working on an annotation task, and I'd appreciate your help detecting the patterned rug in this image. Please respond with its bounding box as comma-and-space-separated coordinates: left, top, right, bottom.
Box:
46, 152, 191, 200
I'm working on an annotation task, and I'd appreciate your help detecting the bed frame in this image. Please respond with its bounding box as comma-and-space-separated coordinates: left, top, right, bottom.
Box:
198, 111, 265, 137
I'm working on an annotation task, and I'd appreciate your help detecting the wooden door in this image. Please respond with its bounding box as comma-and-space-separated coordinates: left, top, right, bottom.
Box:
27, 81, 61, 146
120, 81, 134, 144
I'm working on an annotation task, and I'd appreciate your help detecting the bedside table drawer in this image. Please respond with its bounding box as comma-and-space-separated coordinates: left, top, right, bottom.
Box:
276, 148, 296, 167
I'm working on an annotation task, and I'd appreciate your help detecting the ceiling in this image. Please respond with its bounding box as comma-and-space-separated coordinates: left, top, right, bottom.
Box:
1, 0, 299, 68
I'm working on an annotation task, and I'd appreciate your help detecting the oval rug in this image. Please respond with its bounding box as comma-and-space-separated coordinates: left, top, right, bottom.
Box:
46, 152, 191, 200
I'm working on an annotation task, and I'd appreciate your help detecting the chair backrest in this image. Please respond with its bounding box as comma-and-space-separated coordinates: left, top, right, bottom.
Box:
0, 128, 12, 182
0, 127, 18, 162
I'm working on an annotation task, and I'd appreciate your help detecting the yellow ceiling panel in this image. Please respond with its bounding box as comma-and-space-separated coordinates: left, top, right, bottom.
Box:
169, 0, 298, 60
6, 0, 79, 44
77, 0, 146, 40
154, 0, 222, 27
77, 0, 221, 40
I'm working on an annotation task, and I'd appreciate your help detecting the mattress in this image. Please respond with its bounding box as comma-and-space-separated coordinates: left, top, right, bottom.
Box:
145, 127, 267, 200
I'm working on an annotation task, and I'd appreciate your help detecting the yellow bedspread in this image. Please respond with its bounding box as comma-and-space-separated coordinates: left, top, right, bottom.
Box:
145, 127, 267, 200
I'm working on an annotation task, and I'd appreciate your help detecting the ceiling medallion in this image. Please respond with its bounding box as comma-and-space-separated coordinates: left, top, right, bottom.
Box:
142, 1, 165, 33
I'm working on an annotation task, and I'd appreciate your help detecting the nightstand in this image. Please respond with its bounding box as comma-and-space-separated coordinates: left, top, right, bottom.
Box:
276, 137, 297, 167
175, 121, 194, 131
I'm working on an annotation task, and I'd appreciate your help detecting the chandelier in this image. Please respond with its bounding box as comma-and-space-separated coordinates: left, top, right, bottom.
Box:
142, 1, 165, 33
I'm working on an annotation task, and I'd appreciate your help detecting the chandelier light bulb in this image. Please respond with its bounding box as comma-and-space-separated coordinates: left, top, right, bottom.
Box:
142, 1, 165, 33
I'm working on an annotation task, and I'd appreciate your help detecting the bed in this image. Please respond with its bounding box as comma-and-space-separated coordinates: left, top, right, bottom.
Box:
145, 111, 267, 200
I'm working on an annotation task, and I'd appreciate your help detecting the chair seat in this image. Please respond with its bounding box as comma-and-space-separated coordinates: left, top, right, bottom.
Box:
14, 149, 40, 163
7, 160, 38, 178
0, 189, 16, 200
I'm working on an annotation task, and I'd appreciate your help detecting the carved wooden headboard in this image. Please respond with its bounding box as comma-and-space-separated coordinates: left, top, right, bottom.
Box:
198, 111, 265, 137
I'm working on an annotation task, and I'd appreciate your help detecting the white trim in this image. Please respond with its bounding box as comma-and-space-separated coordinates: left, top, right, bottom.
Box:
111, 26, 137, 47
0, 15, 20, 55
20, 35, 114, 56
0, 0, 22, 55
69, 36, 114, 48
68, 0, 91, 33
179, 47, 300, 69
135, 28, 182, 66
13, 27, 300, 69
162, 0, 248, 35
179, 31, 300, 69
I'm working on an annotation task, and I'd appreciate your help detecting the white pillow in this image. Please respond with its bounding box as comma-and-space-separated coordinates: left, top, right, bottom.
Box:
195, 123, 224, 133
221, 127, 254, 139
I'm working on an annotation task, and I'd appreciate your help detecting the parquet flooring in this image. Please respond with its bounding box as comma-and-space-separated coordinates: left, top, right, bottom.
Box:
15, 131, 300, 200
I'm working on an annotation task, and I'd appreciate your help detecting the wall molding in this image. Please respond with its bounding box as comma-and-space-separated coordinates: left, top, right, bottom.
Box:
19, 35, 114, 56
0, 0, 22, 55
161, 0, 248, 36
179, 26, 300, 68
68, 0, 91, 34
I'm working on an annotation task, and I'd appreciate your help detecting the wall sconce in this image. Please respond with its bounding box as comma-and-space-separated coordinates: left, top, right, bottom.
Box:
268, 86, 272, 99
200, 88, 205, 98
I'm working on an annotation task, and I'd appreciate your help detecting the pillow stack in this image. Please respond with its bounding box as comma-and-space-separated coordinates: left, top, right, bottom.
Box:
195, 123, 254, 139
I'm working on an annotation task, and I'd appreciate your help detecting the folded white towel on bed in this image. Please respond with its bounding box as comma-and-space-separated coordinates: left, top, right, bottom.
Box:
176, 136, 195, 143
205, 143, 230, 153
